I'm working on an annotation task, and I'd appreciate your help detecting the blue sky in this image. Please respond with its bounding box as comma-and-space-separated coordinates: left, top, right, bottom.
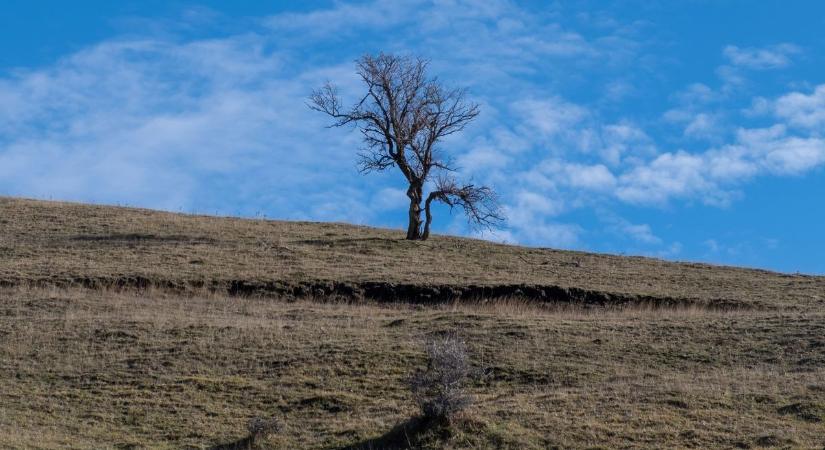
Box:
1, 1, 824, 274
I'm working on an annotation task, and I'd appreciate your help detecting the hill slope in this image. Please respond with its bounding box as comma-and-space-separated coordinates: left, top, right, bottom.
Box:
1, 196, 823, 309
2, 196, 825, 449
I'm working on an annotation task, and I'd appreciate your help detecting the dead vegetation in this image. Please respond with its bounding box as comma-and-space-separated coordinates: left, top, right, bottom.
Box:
309, 53, 502, 241
1, 197, 825, 448
1, 286, 823, 449
409, 334, 475, 421
1, 197, 824, 310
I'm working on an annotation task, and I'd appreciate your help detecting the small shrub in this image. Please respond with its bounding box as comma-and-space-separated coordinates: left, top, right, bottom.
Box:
246, 416, 280, 445
409, 333, 474, 421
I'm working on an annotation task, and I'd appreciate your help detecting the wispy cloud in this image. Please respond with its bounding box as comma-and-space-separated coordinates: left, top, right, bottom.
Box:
772, 84, 825, 130
0, 36, 369, 217
723, 43, 801, 70
0, 0, 640, 231
602, 215, 662, 245
614, 123, 825, 206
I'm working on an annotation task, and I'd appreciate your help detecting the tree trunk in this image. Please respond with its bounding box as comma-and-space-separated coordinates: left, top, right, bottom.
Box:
421, 192, 437, 240
406, 185, 423, 240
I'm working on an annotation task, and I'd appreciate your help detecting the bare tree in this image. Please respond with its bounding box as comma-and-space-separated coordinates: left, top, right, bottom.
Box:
310, 53, 503, 240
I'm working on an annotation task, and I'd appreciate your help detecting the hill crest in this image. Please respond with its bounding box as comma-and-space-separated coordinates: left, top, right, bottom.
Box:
2, 196, 823, 309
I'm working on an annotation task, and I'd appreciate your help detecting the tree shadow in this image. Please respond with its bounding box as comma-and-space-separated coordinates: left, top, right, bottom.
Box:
337, 416, 445, 450
208, 416, 445, 450
293, 237, 406, 246
209, 436, 254, 450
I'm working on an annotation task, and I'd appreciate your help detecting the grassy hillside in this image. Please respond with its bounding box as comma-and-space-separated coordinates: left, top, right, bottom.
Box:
2, 288, 824, 449
1, 197, 824, 449
1, 197, 823, 309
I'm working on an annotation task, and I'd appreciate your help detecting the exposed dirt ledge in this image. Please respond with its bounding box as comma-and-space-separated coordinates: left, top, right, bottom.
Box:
0, 275, 759, 310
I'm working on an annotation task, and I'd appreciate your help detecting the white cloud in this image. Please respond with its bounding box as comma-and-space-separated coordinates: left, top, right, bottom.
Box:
603, 215, 662, 245
264, 0, 422, 38
614, 123, 825, 206
0, 36, 370, 219
713, 44, 801, 95
599, 123, 656, 165
684, 113, 721, 139
498, 189, 580, 247
662, 108, 690, 124
773, 84, 825, 130
475, 228, 517, 244
715, 64, 747, 92
372, 187, 408, 211
535, 160, 617, 192
623, 222, 660, 244
723, 44, 801, 70
743, 96, 772, 116
734, 123, 787, 145
664, 84, 727, 140
617, 151, 713, 205
735, 125, 825, 174
457, 145, 511, 172
523, 222, 581, 247
705, 145, 758, 180
760, 136, 825, 174
566, 163, 617, 190
507, 190, 565, 221
676, 83, 719, 105
512, 98, 588, 138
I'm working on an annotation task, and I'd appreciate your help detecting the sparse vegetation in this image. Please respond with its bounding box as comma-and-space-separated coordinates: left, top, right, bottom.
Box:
1, 198, 825, 448
2, 197, 823, 310
246, 417, 281, 448
409, 334, 475, 421
1, 286, 824, 448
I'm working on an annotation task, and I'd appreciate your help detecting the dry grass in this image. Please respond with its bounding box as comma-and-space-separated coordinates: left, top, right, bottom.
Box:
1, 286, 823, 449
2, 197, 824, 310
2, 197, 825, 448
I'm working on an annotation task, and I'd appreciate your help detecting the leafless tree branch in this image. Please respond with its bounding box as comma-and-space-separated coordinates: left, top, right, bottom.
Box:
422, 175, 504, 239
310, 53, 501, 240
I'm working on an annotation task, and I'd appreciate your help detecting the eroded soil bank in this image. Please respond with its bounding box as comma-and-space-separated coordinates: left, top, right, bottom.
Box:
2, 276, 754, 310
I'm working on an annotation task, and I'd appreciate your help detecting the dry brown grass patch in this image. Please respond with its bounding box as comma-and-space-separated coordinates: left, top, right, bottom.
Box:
1, 286, 823, 448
